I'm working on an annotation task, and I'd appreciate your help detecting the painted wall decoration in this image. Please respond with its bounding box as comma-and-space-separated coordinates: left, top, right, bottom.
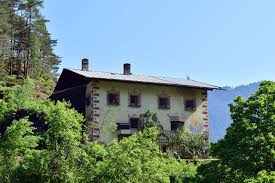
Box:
92, 127, 100, 140
189, 119, 204, 133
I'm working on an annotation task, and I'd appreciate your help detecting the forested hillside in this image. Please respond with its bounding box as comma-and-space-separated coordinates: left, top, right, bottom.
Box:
208, 82, 260, 142
0, 0, 60, 80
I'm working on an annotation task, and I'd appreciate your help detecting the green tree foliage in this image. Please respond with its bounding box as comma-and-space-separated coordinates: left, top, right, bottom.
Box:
14, 79, 34, 108
197, 160, 234, 183
139, 110, 158, 130
0, 99, 8, 119
244, 171, 275, 183
0, 81, 85, 182
0, 118, 40, 182
197, 81, 275, 183
0, 0, 11, 71
169, 127, 208, 158
0, 0, 60, 79
95, 127, 197, 183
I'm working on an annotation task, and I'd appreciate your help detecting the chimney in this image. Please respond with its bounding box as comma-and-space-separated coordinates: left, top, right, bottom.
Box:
123, 63, 131, 75
81, 58, 89, 71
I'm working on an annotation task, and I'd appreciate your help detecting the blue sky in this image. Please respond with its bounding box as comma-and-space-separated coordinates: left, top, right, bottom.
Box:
43, 0, 275, 86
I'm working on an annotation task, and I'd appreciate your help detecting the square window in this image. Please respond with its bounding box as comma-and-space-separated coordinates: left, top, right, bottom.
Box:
158, 96, 170, 109
129, 94, 140, 107
185, 99, 196, 111
171, 121, 184, 131
107, 92, 120, 105
130, 118, 139, 129
117, 123, 130, 130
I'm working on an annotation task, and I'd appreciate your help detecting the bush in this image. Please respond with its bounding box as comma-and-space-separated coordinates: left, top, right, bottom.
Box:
244, 171, 275, 183
95, 127, 197, 183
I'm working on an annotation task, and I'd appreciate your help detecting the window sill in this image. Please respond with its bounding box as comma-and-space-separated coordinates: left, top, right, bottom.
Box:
185, 108, 196, 112
108, 104, 120, 106
128, 105, 141, 108
158, 107, 170, 110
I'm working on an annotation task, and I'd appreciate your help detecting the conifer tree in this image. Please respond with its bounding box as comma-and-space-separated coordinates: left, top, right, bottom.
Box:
0, 0, 60, 79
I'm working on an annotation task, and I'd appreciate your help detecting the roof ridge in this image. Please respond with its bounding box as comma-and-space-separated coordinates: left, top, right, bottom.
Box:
67, 68, 162, 80
68, 68, 190, 80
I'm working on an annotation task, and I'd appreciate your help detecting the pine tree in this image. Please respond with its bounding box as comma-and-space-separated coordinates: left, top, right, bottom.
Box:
0, 0, 60, 79
0, 0, 12, 74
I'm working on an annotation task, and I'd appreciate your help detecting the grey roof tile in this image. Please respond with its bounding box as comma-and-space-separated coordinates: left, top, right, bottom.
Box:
67, 69, 220, 90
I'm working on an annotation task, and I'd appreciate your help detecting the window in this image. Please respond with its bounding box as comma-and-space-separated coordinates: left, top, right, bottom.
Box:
129, 94, 140, 107
161, 145, 167, 153
185, 99, 196, 111
117, 123, 130, 130
107, 91, 120, 105
158, 96, 170, 109
130, 118, 139, 129
171, 121, 184, 131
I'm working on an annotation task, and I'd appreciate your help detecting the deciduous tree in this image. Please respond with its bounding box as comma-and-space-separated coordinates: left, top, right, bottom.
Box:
197, 81, 275, 182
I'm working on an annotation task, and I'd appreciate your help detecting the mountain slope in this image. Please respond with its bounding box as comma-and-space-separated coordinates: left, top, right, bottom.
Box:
208, 82, 260, 142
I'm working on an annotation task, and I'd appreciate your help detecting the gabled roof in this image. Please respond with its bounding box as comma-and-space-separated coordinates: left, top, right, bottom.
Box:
65, 68, 220, 90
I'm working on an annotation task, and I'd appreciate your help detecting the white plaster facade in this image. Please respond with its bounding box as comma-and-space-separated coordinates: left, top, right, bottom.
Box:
85, 80, 209, 145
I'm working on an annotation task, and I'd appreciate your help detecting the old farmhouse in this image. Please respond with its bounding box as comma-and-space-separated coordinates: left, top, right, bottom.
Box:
51, 59, 219, 146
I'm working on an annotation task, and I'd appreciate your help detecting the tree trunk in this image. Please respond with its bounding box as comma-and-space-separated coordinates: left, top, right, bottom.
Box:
25, 5, 32, 79
9, 60, 13, 75
17, 59, 21, 77
9, 1, 13, 75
